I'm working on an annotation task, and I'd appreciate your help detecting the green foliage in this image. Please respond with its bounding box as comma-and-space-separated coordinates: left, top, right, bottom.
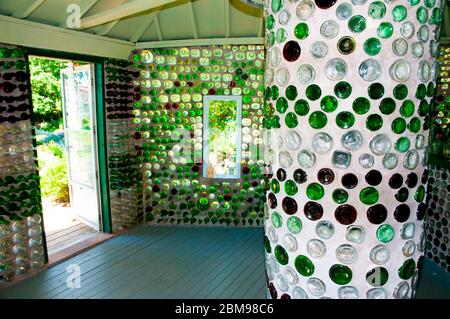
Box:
29, 57, 67, 131
38, 141, 69, 203
209, 100, 237, 132
208, 100, 238, 160
81, 118, 91, 130
46, 140, 64, 157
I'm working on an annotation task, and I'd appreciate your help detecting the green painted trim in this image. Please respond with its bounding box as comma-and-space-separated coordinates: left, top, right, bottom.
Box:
95, 63, 112, 233
23, 50, 49, 264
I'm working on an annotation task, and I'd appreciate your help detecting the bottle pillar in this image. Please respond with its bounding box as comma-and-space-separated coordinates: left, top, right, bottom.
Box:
263, 0, 444, 299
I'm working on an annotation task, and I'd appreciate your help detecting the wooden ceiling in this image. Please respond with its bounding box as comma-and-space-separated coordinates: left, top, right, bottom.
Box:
0, 0, 264, 44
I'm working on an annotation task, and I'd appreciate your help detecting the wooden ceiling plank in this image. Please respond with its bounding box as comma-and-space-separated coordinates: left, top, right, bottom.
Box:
80, 0, 100, 17
80, 0, 177, 29
96, 20, 119, 36
257, 16, 263, 37
225, 0, 230, 38
12, 0, 46, 19
154, 15, 163, 41
188, 0, 198, 39
129, 11, 160, 43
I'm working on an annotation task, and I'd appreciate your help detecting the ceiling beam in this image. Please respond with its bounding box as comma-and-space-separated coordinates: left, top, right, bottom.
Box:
80, 0, 100, 17
0, 14, 133, 59
188, 1, 198, 39
154, 16, 163, 41
80, 0, 177, 29
96, 20, 119, 36
12, 0, 46, 19
129, 11, 160, 43
135, 37, 265, 49
224, 0, 230, 38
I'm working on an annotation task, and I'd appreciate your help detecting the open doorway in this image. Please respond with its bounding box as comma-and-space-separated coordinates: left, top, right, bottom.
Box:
29, 56, 107, 263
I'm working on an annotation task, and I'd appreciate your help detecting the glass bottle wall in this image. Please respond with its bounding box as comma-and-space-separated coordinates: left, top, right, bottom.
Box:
424, 43, 450, 272
424, 164, 450, 272
429, 44, 450, 158
0, 44, 46, 284
104, 58, 143, 232
131, 46, 267, 226
263, 0, 444, 299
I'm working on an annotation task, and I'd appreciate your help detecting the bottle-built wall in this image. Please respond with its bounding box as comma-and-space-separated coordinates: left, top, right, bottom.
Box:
130, 45, 267, 227
0, 44, 46, 284
425, 43, 450, 273
104, 58, 143, 232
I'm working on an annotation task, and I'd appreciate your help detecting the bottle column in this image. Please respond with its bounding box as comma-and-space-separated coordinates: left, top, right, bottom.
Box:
104, 58, 142, 232
263, 0, 444, 299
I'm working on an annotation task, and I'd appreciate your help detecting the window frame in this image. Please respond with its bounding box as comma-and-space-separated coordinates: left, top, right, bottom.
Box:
202, 95, 242, 180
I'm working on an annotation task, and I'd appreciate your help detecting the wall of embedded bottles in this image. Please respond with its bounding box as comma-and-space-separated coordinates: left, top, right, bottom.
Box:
424, 165, 450, 272
424, 43, 450, 273
0, 44, 46, 284
429, 43, 450, 157
130, 45, 267, 226
104, 58, 143, 232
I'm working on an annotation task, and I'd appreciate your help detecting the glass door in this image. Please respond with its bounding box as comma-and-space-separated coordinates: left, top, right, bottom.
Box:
61, 64, 101, 231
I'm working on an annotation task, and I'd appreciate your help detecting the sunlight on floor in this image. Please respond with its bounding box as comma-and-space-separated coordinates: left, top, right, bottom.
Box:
42, 198, 78, 233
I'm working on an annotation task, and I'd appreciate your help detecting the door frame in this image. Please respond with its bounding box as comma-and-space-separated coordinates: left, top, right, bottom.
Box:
26, 48, 113, 242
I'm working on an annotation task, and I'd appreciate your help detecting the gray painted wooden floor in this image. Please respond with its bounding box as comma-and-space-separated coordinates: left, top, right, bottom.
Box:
0, 226, 267, 299
1, 225, 448, 299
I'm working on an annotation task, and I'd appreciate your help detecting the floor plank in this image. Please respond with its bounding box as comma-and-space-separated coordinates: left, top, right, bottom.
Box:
198, 231, 262, 298
130, 228, 254, 299
45, 222, 98, 260
41, 227, 179, 298
47, 223, 89, 240
0, 226, 175, 298
0, 226, 266, 299
110, 227, 235, 299
170, 230, 256, 299
1, 226, 448, 299
62, 227, 211, 299
47, 226, 94, 245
